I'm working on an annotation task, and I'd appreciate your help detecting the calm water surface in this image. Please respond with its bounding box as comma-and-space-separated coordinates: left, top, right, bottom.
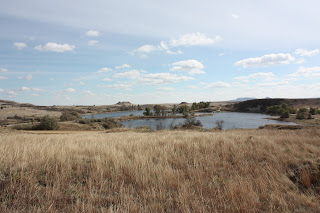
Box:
81, 110, 145, 118
82, 111, 297, 130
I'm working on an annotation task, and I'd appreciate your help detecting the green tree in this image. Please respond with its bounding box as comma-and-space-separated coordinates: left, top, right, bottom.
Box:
60, 111, 80, 121
191, 102, 198, 110
143, 107, 152, 116
37, 115, 59, 130
172, 105, 177, 115
153, 105, 162, 116
310, 107, 316, 115
280, 110, 290, 118
296, 108, 309, 119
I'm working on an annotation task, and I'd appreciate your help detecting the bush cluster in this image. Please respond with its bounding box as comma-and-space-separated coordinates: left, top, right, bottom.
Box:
296, 108, 310, 119
60, 111, 81, 121
266, 104, 295, 118
182, 118, 203, 128
78, 118, 122, 129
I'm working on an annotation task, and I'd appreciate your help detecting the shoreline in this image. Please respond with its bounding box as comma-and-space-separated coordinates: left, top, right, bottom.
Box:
114, 113, 213, 121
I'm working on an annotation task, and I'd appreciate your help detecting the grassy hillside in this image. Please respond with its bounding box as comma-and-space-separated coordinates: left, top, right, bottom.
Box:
0, 129, 319, 212
234, 98, 320, 113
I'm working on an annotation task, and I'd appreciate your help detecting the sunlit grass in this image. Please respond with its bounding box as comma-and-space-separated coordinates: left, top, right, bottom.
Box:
0, 129, 319, 212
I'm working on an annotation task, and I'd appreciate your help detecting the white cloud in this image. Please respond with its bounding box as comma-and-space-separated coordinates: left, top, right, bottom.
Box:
102, 78, 112, 81
114, 69, 193, 85
98, 84, 132, 90
30, 93, 39, 97
31, 88, 46, 92
34, 42, 75, 52
82, 91, 96, 96
288, 66, 320, 78
88, 40, 99, 46
0, 76, 8, 80
294, 49, 319, 57
235, 53, 295, 68
168, 33, 221, 47
249, 72, 275, 79
13, 42, 27, 50
139, 73, 194, 85
21, 86, 30, 91
219, 53, 225, 56
294, 58, 305, 64
7, 91, 18, 96
257, 81, 289, 86
0, 68, 8, 72
233, 72, 275, 82
187, 85, 199, 89
97, 67, 112, 73
203, 81, 231, 88
114, 69, 147, 79
170, 59, 205, 75
26, 74, 32, 81
86, 30, 100, 37
115, 64, 131, 69
130, 45, 159, 57
64, 88, 76, 93
131, 33, 220, 57
232, 14, 240, 19
157, 87, 175, 91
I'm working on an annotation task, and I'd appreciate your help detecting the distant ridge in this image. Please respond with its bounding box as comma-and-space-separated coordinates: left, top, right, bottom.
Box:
116, 101, 132, 105
230, 97, 256, 102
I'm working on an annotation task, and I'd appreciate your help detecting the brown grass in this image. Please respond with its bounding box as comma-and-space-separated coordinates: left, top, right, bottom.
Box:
0, 129, 319, 212
0, 107, 61, 120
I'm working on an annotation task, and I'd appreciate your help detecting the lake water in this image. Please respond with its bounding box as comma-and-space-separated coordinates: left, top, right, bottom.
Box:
82, 111, 297, 130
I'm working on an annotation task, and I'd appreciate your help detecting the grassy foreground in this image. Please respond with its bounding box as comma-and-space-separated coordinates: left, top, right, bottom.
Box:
0, 129, 319, 212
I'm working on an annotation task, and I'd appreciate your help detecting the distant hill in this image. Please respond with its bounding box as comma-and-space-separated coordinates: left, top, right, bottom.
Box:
0, 99, 34, 107
116, 101, 132, 105
230, 97, 256, 102
234, 98, 320, 113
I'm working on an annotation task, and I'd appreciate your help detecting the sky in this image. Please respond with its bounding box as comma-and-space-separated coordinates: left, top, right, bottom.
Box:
0, 0, 320, 105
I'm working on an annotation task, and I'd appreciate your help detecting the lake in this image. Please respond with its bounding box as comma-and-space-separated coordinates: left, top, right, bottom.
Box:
82, 111, 297, 130
81, 110, 145, 119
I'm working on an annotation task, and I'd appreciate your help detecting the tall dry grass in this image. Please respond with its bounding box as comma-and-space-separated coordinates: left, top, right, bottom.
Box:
0, 129, 319, 212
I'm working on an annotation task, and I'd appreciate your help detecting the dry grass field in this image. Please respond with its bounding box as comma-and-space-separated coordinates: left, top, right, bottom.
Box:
0, 129, 319, 212
0, 107, 61, 120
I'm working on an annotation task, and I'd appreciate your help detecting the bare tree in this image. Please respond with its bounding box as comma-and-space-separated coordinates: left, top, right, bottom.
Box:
215, 120, 224, 130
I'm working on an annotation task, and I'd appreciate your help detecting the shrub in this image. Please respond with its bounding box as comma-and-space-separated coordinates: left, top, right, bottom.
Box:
182, 118, 203, 127
280, 110, 290, 118
101, 119, 123, 129
143, 108, 152, 116
36, 115, 59, 130
296, 108, 309, 119
215, 120, 224, 130
288, 107, 297, 114
309, 107, 316, 115
78, 119, 92, 124
60, 111, 80, 121
156, 122, 166, 130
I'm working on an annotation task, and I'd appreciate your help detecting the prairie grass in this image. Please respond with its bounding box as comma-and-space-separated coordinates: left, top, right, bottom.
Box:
0, 129, 319, 212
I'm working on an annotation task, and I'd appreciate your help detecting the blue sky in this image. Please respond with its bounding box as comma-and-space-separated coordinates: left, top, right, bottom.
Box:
0, 0, 320, 105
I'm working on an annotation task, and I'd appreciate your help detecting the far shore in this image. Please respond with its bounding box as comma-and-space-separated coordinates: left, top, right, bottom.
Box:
114, 113, 213, 121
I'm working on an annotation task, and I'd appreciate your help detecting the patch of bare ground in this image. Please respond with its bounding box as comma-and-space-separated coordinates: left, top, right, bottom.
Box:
0, 129, 319, 212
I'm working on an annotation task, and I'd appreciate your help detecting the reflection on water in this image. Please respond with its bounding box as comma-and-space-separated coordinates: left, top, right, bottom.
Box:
82, 111, 297, 130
